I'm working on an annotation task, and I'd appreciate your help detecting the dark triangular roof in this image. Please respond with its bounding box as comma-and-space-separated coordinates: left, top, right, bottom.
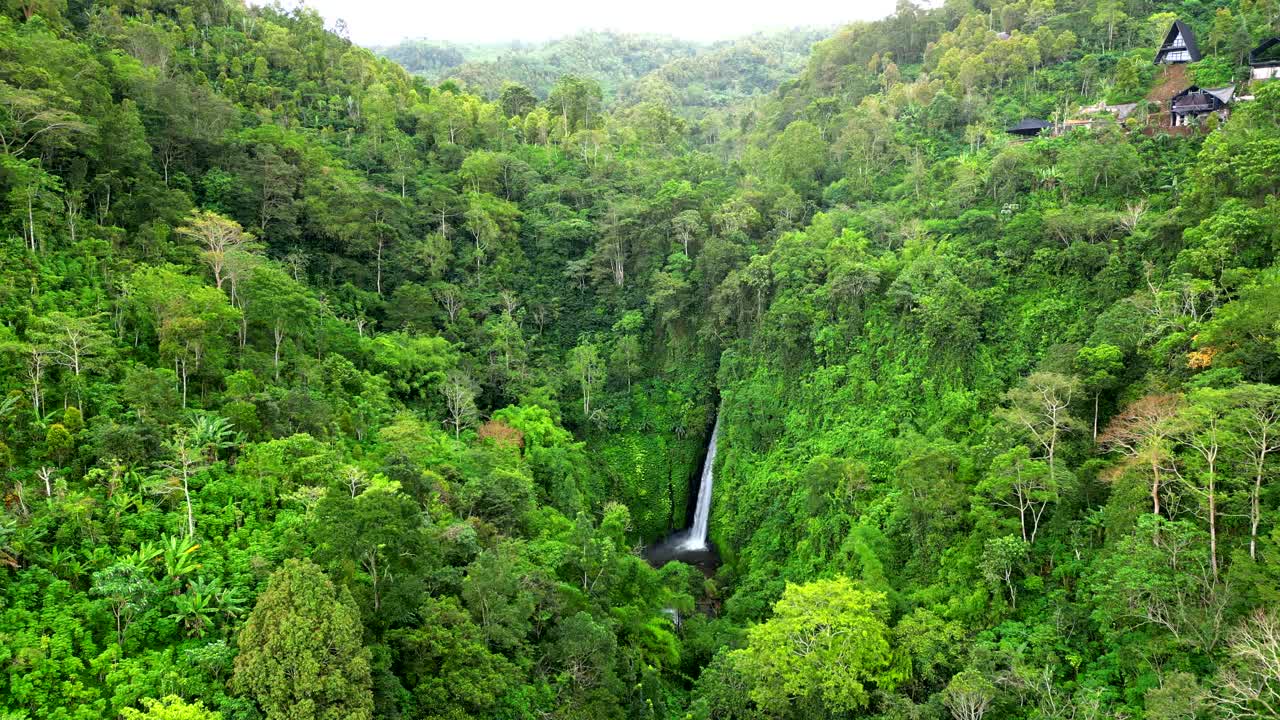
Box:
1006, 118, 1052, 136
1249, 37, 1280, 67
1154, 20, 1201, 64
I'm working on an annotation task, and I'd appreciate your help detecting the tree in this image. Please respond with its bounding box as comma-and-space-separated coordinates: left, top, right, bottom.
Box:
982, 535, 1028, 608
1213, 609, 1280, 720
440, 369, 478, 440
178, 210, 258, 291
130, 267, 239, 407
459, 151, 501, 195
91, 561, 154, 648
893, 608, 966, 694
733, 577, 892, 716
611, 335, 641, 391
766, 120, 826, 193
122, 696, 221, 720
314, 480, 424, 620
1101, 394, 1182, 518
242, 264, 317, 380
0, 334, 52, 418
1225, 385, 1280, 560
1146, 672, 1206, 720
2, 154, 63, 253
671, 209, 704, 257
568, 341, 606, 418
1179, 389, 1232, 582
234, 559, 373, 720
1000, 372, 1080, 484
975, 446, 1056, 544
153, 428, 208, 538
548, 75, 603, 133
499, 83, 537, 118
29, 311, 110, 387
351, 194, 405, 297
463, 192, 520, 272
367, 332, 455, 402
1089, 515, 1230, 653
1193, 271, 1280, 381
460, 544, 537, 653
434, 282, 465, 325
1075, 344, 1124, 440
389, 596, 515, 718
1059, 138, 1142, 199
944, 669, 996, 720
1092, 0, 1127, 51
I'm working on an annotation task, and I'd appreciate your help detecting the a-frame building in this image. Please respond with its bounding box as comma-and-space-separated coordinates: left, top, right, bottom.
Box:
1154, 20, 1200, 64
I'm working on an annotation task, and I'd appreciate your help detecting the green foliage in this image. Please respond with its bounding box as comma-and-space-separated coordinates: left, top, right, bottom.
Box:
734, 578, 892, 716
233, 559, 374, 720
3, 0, 1280, 718
122, 696, 222, 720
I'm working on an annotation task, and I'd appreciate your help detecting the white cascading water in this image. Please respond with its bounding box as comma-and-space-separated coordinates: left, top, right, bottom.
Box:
680, 415, 720, 551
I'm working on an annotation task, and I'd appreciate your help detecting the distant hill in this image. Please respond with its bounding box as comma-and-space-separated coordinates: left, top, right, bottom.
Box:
373, 29, 827, 107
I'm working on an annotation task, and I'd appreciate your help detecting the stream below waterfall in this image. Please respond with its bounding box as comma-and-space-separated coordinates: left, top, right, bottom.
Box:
643, 414, 721, 572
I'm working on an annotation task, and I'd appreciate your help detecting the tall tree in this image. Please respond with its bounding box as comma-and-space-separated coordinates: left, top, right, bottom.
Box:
130, 267, 240, 407
1101, 395, 1182, 518
178, 210, 259, 291
568, 341, 606, 418
975, 446, 1056, 544
1000, 372, 1081, 485
1226, 385, 1280, 560
1180, 389, 1232, 582
1075, 344, 1124, 441
440, 369, 478, 440
234, 559, 374, 720
121, 695, 221, 720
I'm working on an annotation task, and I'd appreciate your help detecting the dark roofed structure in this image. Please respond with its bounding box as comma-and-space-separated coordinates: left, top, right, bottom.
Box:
1250, 38, 1280, 80
1154, 20, 1200, 64
1005, 118, 1052, 137
1250, 37, 1280, 66
1170, 85, 1234, 126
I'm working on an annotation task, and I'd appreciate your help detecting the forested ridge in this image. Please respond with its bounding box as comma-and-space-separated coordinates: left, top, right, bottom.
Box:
4, 0, 1280, 718
374, 29, 827, 115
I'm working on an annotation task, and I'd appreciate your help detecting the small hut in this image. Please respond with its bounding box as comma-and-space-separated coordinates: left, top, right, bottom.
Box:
1154, 20, 1200, 64
1249, 38, 1280, 81
1005, 118, 1052, 137
1169, 85, 1234, 127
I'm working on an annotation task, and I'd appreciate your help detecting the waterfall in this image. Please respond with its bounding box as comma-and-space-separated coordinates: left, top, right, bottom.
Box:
680, 415, 720, 551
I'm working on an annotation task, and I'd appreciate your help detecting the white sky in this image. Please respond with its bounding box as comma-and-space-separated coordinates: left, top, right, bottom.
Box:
287, 0, 898, 47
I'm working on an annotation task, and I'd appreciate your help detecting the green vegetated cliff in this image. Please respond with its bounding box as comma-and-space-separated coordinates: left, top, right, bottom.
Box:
4, 0, 1280, 718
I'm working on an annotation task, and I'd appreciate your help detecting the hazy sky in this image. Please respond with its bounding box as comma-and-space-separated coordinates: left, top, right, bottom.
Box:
289, 0, 899, 47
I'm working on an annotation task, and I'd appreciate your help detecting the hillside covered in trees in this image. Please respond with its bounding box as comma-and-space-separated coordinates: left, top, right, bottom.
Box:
375, 29, 827, 113
4, 0, 1280, 719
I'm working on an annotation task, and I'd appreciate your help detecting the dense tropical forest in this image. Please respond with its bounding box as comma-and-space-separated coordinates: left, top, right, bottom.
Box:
374, 30, 827, 113
4, 0, 1280, 717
